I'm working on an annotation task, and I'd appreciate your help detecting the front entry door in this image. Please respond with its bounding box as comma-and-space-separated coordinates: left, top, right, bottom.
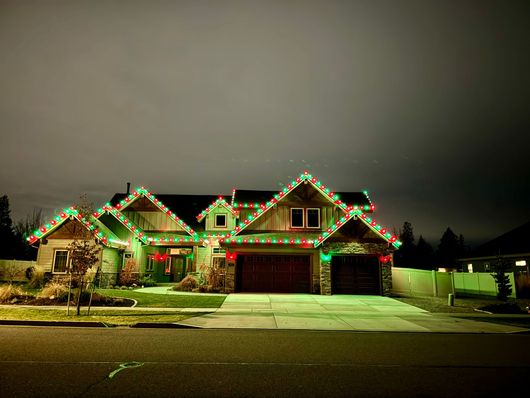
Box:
170, 256, 185, 282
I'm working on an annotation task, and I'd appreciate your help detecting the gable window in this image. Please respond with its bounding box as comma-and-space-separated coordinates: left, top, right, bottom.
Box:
53, 250, 69, 273
306, 208, 320, 228
290, 208, 304, 228
215, 214, 227, 228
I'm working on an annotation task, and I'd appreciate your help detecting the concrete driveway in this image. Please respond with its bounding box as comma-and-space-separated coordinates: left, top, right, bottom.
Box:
177, 294, 527, 333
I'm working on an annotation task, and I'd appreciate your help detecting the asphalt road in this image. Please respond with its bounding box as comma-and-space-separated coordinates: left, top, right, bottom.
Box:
1, 326, 529, 397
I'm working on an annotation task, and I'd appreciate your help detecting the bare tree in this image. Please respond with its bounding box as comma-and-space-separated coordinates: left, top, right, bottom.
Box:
67, 195, 101, 316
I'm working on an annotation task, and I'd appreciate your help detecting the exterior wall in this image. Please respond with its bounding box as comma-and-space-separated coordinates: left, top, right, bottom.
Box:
222, 247, 320, 293
204, 207, 237, 232
122, 210, 185, 232
459, 255, 530, 274
321, 241, 392, 296
241, 204, 342, 232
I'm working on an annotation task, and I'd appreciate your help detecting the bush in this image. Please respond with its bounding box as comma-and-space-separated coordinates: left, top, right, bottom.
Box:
172, 275, 198, 292
119, 259, 139, 286
28, 268, 47, 289
0, 284, 32, 304
138, 275, 157, 287
37, 281, 70, 301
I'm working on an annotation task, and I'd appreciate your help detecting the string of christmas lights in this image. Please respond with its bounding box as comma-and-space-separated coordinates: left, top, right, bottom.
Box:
196, 197, 238, 221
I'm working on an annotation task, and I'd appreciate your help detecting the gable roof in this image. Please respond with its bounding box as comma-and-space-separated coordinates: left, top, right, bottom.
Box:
27, 207, 126, 248
109, 187, 201, 237
223, 171, 400, 248
196, 197, 239, 222
110, 192, 224, 231
230, 171, 374, 236
95, 204, 203, 246
462, 221, 530, 259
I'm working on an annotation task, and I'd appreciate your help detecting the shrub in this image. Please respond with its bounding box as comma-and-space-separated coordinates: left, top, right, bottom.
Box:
172, 275, 198, 292
28, 268, 46, 289
138, 275, 157, 287
119, 259, 139, 286
37, 281, 70, 301
0, 284, 32, 304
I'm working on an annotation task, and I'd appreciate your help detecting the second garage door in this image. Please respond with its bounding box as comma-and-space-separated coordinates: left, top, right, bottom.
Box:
331, 255, 381, 295
236, 255, 311, 293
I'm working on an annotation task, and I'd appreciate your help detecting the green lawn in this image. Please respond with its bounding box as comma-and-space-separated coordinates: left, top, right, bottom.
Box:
0, 307, 200, 326
96, 288, 227, 308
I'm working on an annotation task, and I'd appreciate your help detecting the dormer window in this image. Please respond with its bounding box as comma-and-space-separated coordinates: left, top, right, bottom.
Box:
215, 214, 227, 228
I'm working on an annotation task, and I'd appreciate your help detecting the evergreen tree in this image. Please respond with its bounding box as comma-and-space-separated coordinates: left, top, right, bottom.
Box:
437, 227, 459, 268
13, 208, 42, 260
0, 195, 17, 259
416, 235, 434, 270
491, 255, 512, 301
394, 221, 417, 267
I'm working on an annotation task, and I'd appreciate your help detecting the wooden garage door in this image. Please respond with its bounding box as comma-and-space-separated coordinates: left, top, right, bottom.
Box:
331, 256, 381, 295
236, 255, 311, 293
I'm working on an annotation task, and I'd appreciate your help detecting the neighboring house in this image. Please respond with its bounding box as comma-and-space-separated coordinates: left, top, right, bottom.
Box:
458, 221, 530, 275
27, 172, 401, 295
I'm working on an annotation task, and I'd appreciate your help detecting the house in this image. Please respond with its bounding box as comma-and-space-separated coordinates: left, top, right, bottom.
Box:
27, 172, 401, 295
458, 221, 530, 275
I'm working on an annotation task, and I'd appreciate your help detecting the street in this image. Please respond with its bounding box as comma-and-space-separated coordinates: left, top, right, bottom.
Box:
1, 326, 529, 397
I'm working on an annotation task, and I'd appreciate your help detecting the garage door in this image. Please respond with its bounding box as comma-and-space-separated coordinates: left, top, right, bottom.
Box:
236, 255, 311, 293
331, 256, 381, 295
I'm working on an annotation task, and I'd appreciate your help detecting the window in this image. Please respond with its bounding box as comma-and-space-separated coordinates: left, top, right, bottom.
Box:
484, 263, 490, 271
122, 252, 133, 269
215, 214, 227, 228
53, 250, 69, 273
290, 208, 304, 228
212, 247, 226, 255
467, 263, 473, 273
165, 257, 172, 275
146, 257, 154, 272
516, 260, 527, 267
306, 208, 320, 228
290, 207, 321, 228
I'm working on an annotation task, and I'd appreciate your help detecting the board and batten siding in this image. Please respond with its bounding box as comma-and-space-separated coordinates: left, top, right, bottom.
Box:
196, 246, 212, 271
101, 248, 120, 274
241, 205, 342, 232
204, 207, 237, 232
123, 210, 186, 232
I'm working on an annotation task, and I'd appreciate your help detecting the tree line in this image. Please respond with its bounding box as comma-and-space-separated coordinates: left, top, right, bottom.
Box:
0, 195, 41, 260
393, 221, 468, 270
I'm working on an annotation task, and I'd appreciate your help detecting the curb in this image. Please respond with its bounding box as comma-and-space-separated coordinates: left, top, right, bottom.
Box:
0, 320, 111, 328
131, 322, 201, 329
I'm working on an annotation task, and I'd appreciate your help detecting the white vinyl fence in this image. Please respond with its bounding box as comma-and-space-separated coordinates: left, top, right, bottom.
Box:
453, 271, 516, 298
0, 259, 37, 282
392, 267, 516, 298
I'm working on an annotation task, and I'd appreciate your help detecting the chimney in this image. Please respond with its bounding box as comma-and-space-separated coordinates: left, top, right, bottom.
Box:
126, 182, 131, 195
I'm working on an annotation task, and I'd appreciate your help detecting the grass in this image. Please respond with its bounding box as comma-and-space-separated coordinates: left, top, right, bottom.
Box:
95, 288, 226, 308
0, 307, 200, 326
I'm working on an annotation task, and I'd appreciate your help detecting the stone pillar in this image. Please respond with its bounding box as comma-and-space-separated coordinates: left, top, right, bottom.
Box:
381, 261, 393, 296
224, 258, 236, 293
320, 254, 332, 295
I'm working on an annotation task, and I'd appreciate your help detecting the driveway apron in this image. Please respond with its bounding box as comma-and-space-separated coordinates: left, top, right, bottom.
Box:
176, 294, 527, 333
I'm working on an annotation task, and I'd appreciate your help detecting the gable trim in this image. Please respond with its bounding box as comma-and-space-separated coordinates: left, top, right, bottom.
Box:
196, 197, 239, 222
231, 171, 372, 236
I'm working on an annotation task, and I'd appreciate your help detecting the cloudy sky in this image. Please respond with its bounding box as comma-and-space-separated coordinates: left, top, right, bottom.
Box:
1, 0, 529, 245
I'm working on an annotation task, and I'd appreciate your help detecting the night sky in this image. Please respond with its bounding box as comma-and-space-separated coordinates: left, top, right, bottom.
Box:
1, 0, 529, 246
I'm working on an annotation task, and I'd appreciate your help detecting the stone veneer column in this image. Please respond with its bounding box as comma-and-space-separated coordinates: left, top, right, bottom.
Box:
381, 260, 393, 296
320, 254, 332, 295
224, 258, 236, 293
